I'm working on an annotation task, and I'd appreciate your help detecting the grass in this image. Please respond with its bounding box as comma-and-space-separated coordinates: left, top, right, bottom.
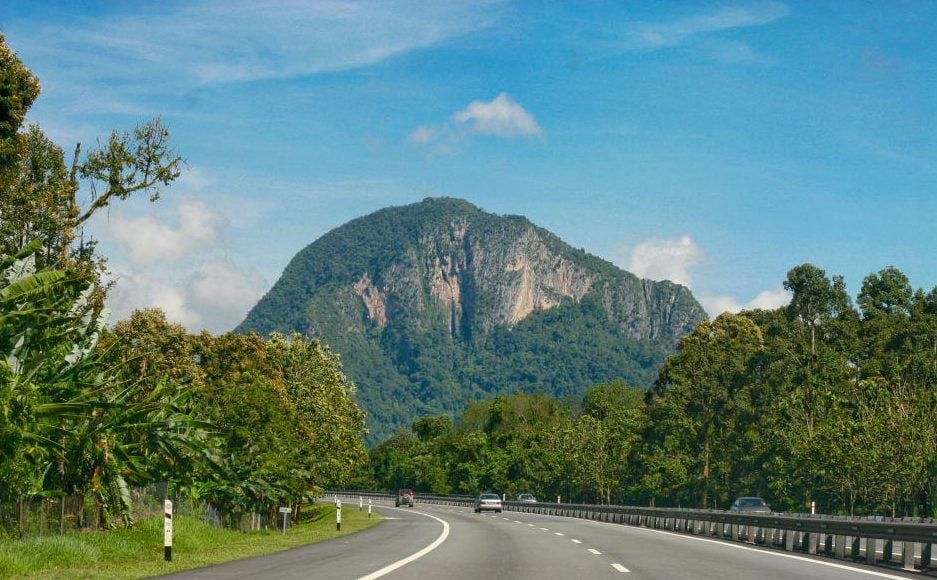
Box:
0, 503, 381, 579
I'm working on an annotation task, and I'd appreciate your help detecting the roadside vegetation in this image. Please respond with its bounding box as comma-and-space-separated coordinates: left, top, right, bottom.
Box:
363, 263, 937, 518
0, 503, 379, 579
0, 34, 368, 541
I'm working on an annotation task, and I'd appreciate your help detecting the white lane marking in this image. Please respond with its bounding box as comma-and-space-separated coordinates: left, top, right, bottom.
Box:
502, 517, 510, 521
539, 527, 550, 531
527, 523, 535, 527
513, 520, 522, 524
571, 539, 582, 544
554, 532, 565, 536
588, 549, 602, 555
611, 563, 630, 573
584, 519, 914, 580
358, 509, 450, 580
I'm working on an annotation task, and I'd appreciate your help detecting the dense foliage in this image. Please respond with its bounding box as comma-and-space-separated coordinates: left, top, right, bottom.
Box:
0, 36, 367, 535
238, 197, 706, 442
366, 264, 937, 517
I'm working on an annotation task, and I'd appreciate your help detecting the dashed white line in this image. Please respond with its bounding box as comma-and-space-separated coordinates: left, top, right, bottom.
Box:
571, 539, 582, 544
554, 532, 565, 536
527, 523, 535, 527
513, 520, 522, 524
611, 563, 630, 573
539, 527, 550, 531
588, 549, 602, 555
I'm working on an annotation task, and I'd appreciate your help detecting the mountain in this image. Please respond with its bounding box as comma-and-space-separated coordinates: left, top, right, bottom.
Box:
237, 198, 707, 442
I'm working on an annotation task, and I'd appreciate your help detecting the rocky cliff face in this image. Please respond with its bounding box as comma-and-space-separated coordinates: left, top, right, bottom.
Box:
237, 198, 707, 442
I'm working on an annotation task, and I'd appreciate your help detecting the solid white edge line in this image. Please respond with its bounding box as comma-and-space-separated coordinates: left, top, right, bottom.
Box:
358, 509, 450, 580
575, 516, 915, 580
611, 563, 630, 573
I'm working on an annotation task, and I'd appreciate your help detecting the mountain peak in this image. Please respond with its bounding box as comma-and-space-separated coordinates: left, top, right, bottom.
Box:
238, 200, 706, 441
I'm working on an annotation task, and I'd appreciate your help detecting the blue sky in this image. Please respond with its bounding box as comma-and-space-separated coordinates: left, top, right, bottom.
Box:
2, 1, 935, 332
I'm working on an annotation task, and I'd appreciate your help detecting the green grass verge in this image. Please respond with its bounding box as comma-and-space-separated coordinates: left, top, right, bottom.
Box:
0, 503, 382, 579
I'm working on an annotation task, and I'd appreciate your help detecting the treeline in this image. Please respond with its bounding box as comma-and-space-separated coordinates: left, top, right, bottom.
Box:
363, 264, 937, 518
0, 35, 367, 535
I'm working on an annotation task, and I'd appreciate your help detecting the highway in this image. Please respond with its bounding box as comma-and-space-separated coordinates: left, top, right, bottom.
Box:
165, 500, 922, 579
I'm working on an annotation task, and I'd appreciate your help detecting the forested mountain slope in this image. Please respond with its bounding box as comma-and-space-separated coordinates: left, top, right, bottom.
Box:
237, 198, 707, 441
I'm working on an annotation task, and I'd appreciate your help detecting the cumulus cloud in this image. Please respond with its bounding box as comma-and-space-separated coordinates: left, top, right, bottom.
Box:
189, 260, 268, 333
628, 235, 703, 288
408, 93, 542, 152
452, 93, 543, 138
108, 201, 224, 264
623, 234, 790, 319
700, 285, 791, 317
106, 270, 202, 329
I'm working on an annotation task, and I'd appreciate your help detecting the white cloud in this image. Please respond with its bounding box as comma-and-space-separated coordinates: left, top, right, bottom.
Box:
106, 270, 202, 329
408, 126, 439, 144
625, 3, 790, 51
109, 201, 224, 264
452, 93, 543, 138
700, 284, 791, 317
622, 234, 790, 318
408, 93, 542, 152
189, 260, 268, 333
628, 235, 703, 288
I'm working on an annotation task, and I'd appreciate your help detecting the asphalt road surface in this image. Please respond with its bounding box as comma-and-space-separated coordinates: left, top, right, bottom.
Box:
164, 500, 922, 580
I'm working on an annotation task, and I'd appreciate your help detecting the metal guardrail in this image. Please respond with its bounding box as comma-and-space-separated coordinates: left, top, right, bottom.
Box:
328, 490, 936, 572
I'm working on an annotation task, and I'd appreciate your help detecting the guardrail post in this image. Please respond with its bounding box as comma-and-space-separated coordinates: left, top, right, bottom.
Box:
867, 537, 878, 564
833, 533, 845, 559
921, 541, 932, 568
784, 529, 795, 551
883, 538, 893, 563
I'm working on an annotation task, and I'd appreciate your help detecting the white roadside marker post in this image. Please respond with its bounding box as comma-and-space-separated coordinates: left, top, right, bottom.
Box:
279, 506, 292, 534
368, 498, 372, 518
359, 496, 363, 511
336, 499, 342, 531
164, 499, 173, 562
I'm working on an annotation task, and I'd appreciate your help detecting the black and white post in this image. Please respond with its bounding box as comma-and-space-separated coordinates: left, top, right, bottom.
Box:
336, 499, 342, 531
164, 499, 173, 562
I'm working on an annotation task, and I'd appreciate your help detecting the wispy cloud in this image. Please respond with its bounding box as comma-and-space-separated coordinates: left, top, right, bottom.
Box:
591, 3, 788, 65
409, 93, 543, 153
624, 3, 789, 51
9, 0, 505, 140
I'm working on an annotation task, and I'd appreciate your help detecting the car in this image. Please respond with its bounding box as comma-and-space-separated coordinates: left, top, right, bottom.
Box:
474, 493, 503, 513
395, 489, 415, 507
729, 496, 771, 513
517, 493, 537, 503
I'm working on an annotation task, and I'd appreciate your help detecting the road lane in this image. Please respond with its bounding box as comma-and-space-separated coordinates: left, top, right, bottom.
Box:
163, 504, 442, 580
163, 499, 922, 580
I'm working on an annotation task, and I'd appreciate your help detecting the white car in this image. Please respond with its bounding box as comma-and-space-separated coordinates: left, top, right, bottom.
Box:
474, 493, 503, 513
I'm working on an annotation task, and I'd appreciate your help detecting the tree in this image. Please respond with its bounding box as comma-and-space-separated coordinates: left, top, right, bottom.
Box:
0, 34, 183, 281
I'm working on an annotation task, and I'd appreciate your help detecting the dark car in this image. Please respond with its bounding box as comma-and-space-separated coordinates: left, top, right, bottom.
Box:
396, 488, 415, 507
729, 496, 771, 513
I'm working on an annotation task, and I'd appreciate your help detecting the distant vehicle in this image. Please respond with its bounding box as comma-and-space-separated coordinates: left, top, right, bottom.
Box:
517, 493, 537, 503
729, 496, 771, 513
396, 489, 415, 507
474, 493, 503, 513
